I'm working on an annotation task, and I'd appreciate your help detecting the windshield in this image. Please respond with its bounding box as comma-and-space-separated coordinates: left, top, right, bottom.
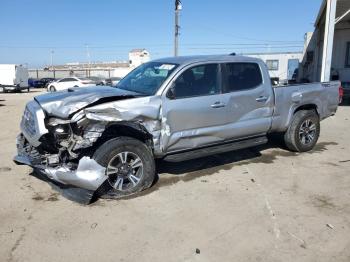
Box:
117, 62, 178, 95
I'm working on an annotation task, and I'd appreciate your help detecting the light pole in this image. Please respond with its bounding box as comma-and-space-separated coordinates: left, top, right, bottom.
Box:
85, 44, 91, 77
174, 0, 182, 56
50, 50, 54, 69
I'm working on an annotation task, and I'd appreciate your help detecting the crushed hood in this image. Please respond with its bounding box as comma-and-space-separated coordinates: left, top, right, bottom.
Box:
34, 86, 141, 119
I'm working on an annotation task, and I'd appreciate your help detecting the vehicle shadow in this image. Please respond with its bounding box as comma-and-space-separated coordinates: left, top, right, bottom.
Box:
109, 139, 337, 202
1, 89, 44, 94
27, 139, 337, 205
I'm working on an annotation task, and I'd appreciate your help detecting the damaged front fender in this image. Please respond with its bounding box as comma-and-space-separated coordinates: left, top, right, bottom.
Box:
72, 96, 165, 154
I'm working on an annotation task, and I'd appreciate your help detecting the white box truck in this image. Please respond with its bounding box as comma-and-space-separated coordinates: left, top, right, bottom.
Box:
0, 64, 29, 92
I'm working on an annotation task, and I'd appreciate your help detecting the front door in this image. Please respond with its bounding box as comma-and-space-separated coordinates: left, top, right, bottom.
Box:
161, 63, 229, 153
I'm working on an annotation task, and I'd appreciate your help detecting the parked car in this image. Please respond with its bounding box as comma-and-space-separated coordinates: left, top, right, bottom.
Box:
40, 78, 56, 88
28, 78, 45, 88
105, 77, 122, 86
87, 76, 105, 86
47, 77, 95, 92
14, 55, 342, 202
0, 64, 29, 92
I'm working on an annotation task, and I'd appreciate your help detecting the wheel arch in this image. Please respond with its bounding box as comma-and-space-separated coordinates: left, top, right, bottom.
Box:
276, 103, 320, 132
293, 103, 319, 116
94, 122, 154, 151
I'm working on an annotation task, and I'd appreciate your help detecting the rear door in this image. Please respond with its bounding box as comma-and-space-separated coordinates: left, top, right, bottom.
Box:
221, 62, 274, 139
161, 63, 230, 153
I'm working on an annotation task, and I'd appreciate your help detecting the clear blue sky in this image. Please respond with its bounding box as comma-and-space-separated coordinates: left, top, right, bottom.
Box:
0, 0, 322, 67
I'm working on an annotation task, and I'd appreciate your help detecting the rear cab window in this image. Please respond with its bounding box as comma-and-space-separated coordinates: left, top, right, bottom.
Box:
222, 63, 263, 93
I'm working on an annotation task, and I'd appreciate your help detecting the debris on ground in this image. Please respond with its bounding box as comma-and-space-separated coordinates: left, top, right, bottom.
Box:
251, 178, 255, 183
91, 223, 98, 229
326, 223, 334, 229
0, 167, 12, 172
195, 248, 200, 254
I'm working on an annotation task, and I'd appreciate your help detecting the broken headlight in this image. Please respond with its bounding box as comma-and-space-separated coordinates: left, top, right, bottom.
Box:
47, 118, 71, 126
47, 118, 72, 141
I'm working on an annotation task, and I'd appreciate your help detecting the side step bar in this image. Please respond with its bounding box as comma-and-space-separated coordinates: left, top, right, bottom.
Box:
163, 136, 268, 162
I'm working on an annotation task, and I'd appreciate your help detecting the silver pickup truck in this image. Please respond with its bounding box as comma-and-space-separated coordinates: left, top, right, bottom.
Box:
14, 55, 342, 201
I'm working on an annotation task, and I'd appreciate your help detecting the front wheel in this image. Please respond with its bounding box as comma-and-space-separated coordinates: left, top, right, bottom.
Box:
284, 110, 320, 152
49, 85, 56, 92
93, 137, 156, 198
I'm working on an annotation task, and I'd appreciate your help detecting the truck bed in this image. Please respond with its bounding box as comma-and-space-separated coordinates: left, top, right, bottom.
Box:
270, 81, 341, 132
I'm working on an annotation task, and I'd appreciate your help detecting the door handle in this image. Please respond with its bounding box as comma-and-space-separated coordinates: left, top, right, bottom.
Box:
256, 96, 268, 102
211, 101, 226, 108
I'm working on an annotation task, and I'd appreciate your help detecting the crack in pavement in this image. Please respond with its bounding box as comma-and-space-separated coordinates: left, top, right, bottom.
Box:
7, 227, 26, 262
245, 166, 281, 248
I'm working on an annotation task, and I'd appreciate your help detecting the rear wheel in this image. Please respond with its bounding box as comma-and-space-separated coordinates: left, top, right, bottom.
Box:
284, 110, 320, 152
49, 85, 56, 92
93, 137, 155, 198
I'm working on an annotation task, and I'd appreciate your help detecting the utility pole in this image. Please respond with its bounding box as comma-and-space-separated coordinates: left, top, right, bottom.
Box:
86, 44, 91, 77
86, 44, 91, 65
174, 0, 182, 56
50, 50, 54, 69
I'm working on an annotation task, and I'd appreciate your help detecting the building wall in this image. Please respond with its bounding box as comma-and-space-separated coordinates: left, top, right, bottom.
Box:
301, 16, 350, 83
331, 23, 350, 82
246, 52, 303, 81
129, 49, 150, 67
29, 68, 133, 79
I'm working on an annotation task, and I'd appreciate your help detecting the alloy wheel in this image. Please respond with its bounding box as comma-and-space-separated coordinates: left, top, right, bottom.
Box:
298, 119, 317, 145
106, 151, 144, 191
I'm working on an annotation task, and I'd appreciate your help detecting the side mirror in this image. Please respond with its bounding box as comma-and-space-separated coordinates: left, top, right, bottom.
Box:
167, 84, 176, 100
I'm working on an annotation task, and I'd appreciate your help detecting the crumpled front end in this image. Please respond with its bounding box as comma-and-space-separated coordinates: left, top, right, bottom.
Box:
14, 95, 163, 203
14, 100, 109, 203
14, 134, 107, 191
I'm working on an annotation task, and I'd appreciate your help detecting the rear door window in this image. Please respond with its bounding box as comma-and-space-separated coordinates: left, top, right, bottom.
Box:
223, 63, 263, 92
172, 64, 220, 99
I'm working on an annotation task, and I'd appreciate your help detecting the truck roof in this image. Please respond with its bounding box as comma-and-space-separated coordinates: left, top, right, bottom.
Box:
152, 54, 262, 65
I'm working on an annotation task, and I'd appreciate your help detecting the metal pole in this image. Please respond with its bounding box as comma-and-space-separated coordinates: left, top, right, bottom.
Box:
321, 0, 337, 82
174, 10, 179, 56
86, 44, 91, 66
174, 0, 182, 56
50, 50, 54, 69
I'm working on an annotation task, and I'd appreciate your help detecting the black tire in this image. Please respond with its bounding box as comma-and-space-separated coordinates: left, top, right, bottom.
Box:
49, 85, 56, 92
93, 137, 155, 198
284, 110, 320, 152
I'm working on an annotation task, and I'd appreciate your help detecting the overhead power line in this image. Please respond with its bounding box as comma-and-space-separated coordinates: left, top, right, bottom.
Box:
0, 42, 304, 49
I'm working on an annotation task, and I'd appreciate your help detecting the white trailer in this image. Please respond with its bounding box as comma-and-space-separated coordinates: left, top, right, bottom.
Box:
0, 64, 29, 92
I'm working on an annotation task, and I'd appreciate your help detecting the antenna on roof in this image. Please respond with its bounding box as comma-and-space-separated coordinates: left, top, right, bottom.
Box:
229, 52, 236, 56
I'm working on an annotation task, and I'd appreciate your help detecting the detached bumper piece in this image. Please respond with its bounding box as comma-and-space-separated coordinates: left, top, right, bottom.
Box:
14, 134, 109, 204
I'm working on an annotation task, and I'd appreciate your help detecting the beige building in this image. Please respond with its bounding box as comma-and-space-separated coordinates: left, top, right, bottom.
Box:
246, 52, 303, 84
300, 0, 350, 86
